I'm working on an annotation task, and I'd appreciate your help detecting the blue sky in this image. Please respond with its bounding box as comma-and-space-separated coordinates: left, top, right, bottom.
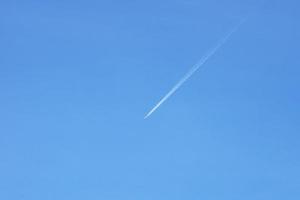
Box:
1, 0, 300, 199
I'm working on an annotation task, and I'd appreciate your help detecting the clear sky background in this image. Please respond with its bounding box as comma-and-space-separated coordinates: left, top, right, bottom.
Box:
1, 0, 300, 199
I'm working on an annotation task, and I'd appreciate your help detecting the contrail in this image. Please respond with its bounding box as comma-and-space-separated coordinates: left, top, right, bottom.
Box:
144, 19, 247, 119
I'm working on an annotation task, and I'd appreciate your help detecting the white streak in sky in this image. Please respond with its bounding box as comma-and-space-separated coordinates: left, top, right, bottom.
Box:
144, 19, 246, 119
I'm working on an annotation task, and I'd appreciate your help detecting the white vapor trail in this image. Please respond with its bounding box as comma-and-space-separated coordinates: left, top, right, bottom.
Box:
144, 19, 246, 119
